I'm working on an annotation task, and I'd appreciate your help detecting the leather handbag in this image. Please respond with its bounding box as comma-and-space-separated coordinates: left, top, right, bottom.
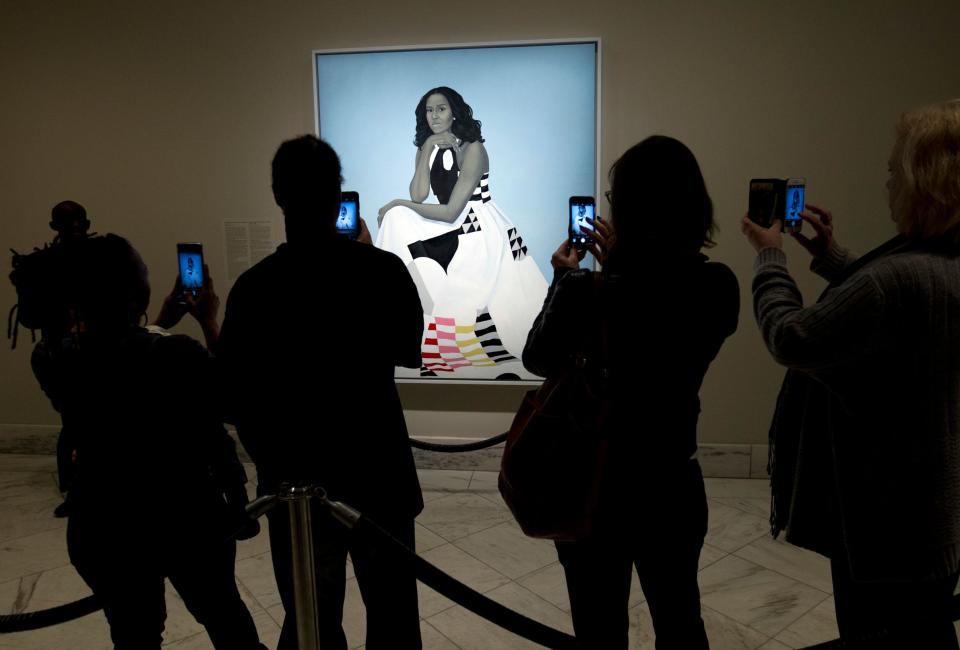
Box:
498, 273, 610, 541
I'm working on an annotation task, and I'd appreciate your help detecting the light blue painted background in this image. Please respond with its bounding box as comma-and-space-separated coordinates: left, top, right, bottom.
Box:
315, 42, 597, 276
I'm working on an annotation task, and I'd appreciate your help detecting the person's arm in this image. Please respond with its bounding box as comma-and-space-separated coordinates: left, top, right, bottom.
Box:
752, 247, 886, 373
409, 145, 431, 203
522, 241, 590, 377
214, 278, 249, 426
707, 263, 741, 341
187, 266, 220, 349
153, 277, 190, 330
384, 253, 424, 368
791, 204, 858, 282
742, 211, 887, 373
356, 216, 372, 245
386, 142, 487, 224
809, 244, 856, 283
153, 264, 220, 349
409, 133, 459, 202
176, 336, 258, 538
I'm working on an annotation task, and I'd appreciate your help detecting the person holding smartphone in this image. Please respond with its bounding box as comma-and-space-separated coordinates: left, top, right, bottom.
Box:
218, 135, 423, 650
524, 136, 739, 649
742, 100, 960, 647
14, 233, 265, 649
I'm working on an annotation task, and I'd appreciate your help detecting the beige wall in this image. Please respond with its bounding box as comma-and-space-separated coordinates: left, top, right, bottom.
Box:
2, 1, 957, 443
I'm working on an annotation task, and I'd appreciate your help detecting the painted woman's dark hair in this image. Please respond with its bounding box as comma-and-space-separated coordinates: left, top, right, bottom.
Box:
414, 86, 484, 147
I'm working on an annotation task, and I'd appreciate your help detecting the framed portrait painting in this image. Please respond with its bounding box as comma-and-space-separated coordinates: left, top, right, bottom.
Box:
314, 39, 600, 382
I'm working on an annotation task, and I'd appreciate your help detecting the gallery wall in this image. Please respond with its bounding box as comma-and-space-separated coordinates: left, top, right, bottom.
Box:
2, 0, 957, 444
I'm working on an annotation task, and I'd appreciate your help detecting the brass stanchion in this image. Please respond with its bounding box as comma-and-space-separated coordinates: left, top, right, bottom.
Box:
279, 485, 321, 650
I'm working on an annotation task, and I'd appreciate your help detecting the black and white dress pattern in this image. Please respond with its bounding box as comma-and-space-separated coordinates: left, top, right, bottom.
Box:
375, 146, 547, 379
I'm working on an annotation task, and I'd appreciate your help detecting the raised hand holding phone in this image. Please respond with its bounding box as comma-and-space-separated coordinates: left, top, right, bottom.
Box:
551, 240, 584, 270
185, 264, 219, 327
791, 203, 836, 258
356, 216, 372, 245
585, 215, 612, 265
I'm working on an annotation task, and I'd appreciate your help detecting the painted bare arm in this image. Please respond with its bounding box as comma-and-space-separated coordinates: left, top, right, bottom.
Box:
389, 142, 487, 224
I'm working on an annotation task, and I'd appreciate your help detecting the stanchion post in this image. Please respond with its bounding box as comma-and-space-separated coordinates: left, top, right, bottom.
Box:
280, 485, 320, 650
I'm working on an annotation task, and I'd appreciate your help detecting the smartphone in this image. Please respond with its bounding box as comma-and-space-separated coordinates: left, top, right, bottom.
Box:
748, 178, 782, 228
338, 191, 360, 239
568, 196, 596, 249
783, 178, 805, 233
176, 243, 204, 298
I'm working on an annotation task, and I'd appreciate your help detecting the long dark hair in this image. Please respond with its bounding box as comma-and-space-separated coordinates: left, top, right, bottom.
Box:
606, 136, 715, 267
12, 234, 149, 339
413, 86, 484, 147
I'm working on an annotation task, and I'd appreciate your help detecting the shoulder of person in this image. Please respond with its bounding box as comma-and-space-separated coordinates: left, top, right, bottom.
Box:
114, 330, 207, 377
701, 260, 740, 294
863, 247, 960, 289
344, 239, 413, 278
149, 331, 208, 360
461, 140, 487, 160
229, 248, 283, 291
556, 267, 595, 294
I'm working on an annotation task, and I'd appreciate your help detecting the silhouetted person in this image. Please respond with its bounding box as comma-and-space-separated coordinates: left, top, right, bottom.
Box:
15, 201, 95, 516
743, 100, 960, 648
16, 233, 265, 649
217, 135, 424, 650
50, 199, 92, 244
524, 136, 738, 649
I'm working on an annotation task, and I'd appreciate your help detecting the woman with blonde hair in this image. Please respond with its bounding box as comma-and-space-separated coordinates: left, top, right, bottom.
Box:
743, 99, 960, 647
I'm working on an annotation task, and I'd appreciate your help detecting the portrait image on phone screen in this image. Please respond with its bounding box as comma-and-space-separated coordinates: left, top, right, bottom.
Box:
177, 243, 203, 297
337, 191, 360, 239
568, 197, 596, 248
784, 180, 805, 232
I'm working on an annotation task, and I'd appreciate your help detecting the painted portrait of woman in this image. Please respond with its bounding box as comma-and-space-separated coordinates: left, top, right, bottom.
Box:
376, 86, 548, 379
314, 43, 598, 381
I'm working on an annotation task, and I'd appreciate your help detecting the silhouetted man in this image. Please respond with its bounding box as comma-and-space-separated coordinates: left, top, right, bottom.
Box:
217, 135, 425, 650
50, 200, 92, 244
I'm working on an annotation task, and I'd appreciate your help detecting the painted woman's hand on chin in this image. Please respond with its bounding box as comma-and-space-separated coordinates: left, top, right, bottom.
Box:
423, 132, 460, 151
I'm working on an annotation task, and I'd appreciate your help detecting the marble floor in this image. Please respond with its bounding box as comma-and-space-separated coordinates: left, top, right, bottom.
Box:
0, 452, 872, 649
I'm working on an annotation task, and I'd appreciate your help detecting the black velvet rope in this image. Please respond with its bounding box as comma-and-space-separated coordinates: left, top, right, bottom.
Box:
352, 511, 580, 649
408, 432, 507, 452
6, 479, 951, 648
0, 494, 280, 633
0, 596, 101, 634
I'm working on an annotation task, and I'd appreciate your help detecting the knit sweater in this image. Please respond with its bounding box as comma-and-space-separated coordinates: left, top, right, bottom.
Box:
753, 242, 960, 580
